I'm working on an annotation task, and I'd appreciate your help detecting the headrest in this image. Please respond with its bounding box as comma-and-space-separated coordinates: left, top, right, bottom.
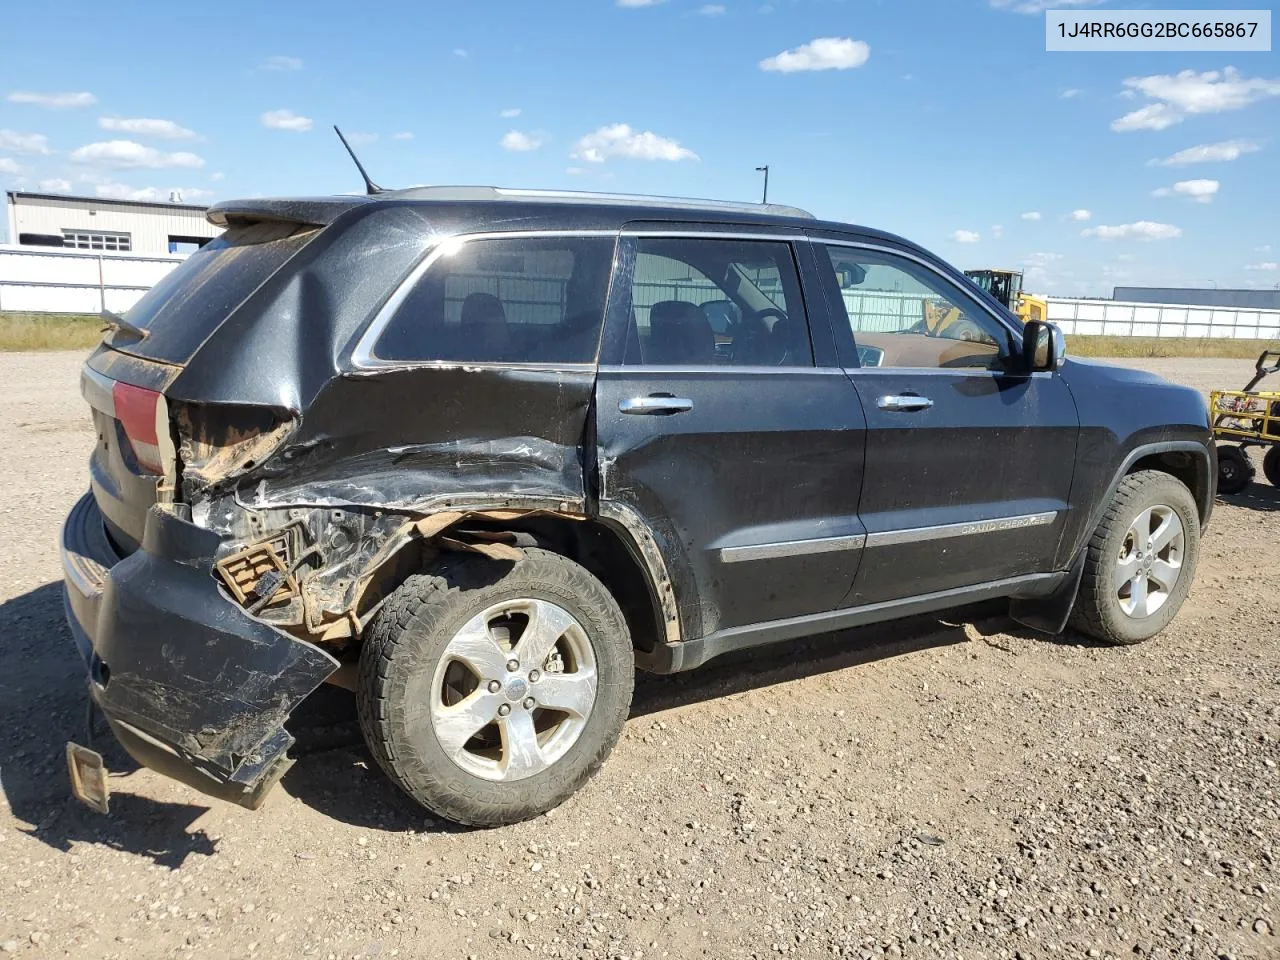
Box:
647, 300, 714, 365
461, 292, 506, 326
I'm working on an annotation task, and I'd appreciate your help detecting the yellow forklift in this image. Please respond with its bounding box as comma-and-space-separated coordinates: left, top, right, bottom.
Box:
964, 269, 1048, 324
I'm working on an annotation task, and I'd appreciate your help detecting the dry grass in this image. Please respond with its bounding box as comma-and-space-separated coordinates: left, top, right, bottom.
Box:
0, 312, 104, 351
1067, 334, 1278, 359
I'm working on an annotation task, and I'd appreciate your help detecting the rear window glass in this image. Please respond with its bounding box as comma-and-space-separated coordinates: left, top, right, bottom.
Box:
110, 221, 315, 363
372, 235, 614, 364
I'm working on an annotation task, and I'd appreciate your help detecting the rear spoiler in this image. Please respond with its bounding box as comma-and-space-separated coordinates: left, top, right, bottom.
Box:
206, 196, 372, 229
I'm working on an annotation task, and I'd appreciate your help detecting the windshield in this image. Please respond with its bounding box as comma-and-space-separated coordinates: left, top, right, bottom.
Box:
110, 221, 316, 364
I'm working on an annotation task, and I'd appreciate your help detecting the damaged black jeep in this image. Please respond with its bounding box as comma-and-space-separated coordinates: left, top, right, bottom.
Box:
61, 187, 1215, 825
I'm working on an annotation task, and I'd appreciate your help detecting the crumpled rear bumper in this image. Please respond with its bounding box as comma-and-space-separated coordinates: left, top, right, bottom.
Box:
60, 492, 338, 809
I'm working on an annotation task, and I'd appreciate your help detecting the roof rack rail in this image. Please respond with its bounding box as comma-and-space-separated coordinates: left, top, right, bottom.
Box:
381, 185, 815, 220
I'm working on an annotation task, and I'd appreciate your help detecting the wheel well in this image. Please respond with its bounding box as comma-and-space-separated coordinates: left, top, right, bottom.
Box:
354, 514, 667, 657
497, 515, 667, 655
1127, 450, 1210, 520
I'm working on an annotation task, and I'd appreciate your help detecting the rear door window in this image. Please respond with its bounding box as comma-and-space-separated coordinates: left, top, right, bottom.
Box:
110, 221, 316, 364
623, 237, 812, 366
372, 235, 615, 364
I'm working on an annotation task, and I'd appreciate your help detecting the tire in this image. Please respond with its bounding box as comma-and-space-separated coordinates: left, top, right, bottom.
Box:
1263, 446, 1280, 488
1070, 470, 1200, 646
1216, 445, 1254, 495
357, 549, 634, 827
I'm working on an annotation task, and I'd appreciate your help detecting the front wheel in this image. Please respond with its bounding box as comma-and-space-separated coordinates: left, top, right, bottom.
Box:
357, 549, 634, 826
1070, 470, 1200, 646
1216, 445, 1254, 495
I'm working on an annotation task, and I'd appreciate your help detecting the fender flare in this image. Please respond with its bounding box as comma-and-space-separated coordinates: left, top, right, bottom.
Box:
1085, 440, 1214, 540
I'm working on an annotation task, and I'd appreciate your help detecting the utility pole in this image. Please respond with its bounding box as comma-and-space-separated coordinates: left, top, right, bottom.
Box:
755, 165, 769, 205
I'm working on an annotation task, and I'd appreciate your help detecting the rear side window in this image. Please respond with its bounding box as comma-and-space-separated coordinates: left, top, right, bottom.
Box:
112, 221, 316, 364
373, 236, 615, 364
622, 237, 812, 367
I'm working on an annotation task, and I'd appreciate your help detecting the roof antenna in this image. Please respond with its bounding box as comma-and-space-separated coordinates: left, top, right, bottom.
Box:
333, 125, 383, 195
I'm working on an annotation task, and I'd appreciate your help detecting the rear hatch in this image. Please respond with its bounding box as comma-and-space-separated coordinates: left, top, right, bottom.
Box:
84, 220, 318, 553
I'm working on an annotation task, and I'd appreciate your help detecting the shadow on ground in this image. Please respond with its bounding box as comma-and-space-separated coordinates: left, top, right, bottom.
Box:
0, 581, 218, 868
1220, 484, 1280, 513
1, 579, 1034, 838
279, 602, 1008, 831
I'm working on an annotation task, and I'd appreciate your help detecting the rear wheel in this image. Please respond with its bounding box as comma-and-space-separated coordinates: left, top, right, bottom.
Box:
1070, 470, 1200, 646
1216, 445, 1254, 495
1263, 446, 1280, 487
357, 549, 634, 826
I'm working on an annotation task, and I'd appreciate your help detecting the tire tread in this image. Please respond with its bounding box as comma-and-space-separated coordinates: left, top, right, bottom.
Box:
356, 549, 633, 827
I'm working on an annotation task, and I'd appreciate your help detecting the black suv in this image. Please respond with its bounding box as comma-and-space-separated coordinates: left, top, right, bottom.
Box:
61, 187, 1214, 826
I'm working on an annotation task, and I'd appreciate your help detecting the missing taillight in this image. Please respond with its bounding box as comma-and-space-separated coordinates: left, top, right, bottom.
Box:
112, 381, 164, 474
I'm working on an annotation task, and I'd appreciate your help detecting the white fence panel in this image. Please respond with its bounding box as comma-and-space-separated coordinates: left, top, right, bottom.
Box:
3, 244, 1279, 344
1045, 297, 1280, 340
0, 244, 185, 314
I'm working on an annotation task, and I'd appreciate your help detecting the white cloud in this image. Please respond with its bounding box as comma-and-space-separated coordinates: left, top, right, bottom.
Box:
453, 48, 468, 58
989, 0, 1101, 12
38, 177, 71, 192
1059, 88, 1082, 99
347, 132, 378, 145
991, 225, 1004, 239
617, 0, 664, 6
6, 90, 96, 109
699, 3, 726, 13
210, 172, 225, 182
1021, 211, 1042, 221
499, 108, 522, 118
1111, 103, 1182, 132
260, 55, 303, 72
501, 130, 546, 152
1082, 221, 1182, 241
98, 117, 197, 140
95, 183, 215, 203
0, 158, 21, 176
571, 123, 698, 163
392, 131, 415, 140
952, 229, 981, 244
1022, 252, 1063, 267
1069, 209, 1092, 221
1258, 244, 1273, 253
70, 140, 205, 169
260, 109, 313, 132
1245, 262, 1278, 271
760, 37, 870, 73
1152, 178, 1220, 203
0, 129, 50, 155
1149, 139, 1261, 167
1112, 67, 1280, 132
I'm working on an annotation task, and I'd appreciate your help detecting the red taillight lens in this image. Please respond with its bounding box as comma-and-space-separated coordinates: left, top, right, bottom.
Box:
112, 381, 164, 474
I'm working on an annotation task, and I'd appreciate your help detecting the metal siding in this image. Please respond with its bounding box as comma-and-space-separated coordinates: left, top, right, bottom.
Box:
10, 195, 221, 255
1113, 286, 1280, 311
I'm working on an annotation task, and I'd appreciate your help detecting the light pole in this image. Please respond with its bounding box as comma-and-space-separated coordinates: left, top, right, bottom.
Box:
755, 165, 769, 205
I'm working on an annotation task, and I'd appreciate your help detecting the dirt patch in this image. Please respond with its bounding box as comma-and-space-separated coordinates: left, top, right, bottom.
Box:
0, 352, 1276, 959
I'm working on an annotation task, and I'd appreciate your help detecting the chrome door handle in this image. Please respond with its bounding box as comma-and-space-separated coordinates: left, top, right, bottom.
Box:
619, 396, 694, 415
877, 394, 934, 412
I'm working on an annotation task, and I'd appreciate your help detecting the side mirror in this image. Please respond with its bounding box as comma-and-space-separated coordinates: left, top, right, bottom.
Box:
1022, 320, 1066, 372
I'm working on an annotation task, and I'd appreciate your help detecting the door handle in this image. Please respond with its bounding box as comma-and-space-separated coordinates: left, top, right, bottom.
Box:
877, 394, 934, 412
619, 395, 694, 416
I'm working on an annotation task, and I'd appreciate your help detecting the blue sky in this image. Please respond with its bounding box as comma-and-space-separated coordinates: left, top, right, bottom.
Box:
1, 0, 1277, 296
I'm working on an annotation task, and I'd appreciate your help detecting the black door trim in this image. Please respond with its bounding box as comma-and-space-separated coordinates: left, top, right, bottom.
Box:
636, 570, 1066, 673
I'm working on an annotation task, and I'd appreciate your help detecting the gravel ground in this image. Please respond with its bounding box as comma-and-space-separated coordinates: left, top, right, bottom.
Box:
0, 351, 1276, 960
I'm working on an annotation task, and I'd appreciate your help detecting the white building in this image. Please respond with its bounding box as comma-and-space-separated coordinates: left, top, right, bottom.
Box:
5, 190, 222, 255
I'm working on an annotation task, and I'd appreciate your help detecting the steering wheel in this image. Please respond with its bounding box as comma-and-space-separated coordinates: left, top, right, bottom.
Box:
734, 307, 791, 365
